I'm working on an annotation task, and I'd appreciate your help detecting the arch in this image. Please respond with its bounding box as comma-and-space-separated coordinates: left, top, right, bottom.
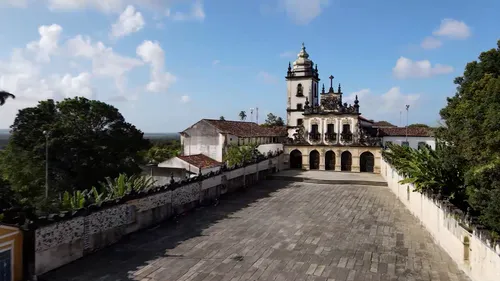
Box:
360, 151, 375, 173
289, 149, 302, 169
309, 150, 320, 170
341, 151, 352, 171
297, 84, 303, 96
325, 150, 335, 170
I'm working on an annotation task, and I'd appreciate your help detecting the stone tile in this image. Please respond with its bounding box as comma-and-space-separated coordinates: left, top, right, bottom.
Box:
41, 180, 471, 281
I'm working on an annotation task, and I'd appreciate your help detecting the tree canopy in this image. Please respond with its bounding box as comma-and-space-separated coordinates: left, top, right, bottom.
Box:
262, 113, 285, 127
0, 97, 150, 206
408, 123, 429, 128
239, 111, 247, 121
0, 91, 15, 106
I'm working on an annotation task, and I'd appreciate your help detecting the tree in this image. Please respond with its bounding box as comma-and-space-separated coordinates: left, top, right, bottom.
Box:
0, 91, 15, 106
142, 140, 181, 164
408, 123, 429, 128
223, 144, 261, 167
0, 97, 150, 205
239, 111, 247, 121
437, 40, 500, 232
262, 113, 285, 127
219, 116, 225, 121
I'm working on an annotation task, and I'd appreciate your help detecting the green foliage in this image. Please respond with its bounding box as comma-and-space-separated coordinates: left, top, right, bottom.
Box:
261, 113, 285, 127
61, 190, 87, 211
142, 140, 181, 164
408, 123, 429, 128
224, 144, 261, 167
219, 116, 225, 121
0, 91, 15, 106
0, 97, 150, 205
239, 111, 247, 121
101, 173, 156, 200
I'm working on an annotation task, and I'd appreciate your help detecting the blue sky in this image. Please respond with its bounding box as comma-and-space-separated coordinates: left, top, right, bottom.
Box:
0, 0, 498, 133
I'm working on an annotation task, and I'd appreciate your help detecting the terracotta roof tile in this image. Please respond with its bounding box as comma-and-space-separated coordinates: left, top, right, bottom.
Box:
378, 126, 434, 137
178, 154, 222, 169
373, 121, 396, 127
203, 119, 287, 137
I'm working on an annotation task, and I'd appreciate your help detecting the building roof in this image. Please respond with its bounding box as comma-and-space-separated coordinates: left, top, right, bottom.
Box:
202, 119, 287, 137
178, 154, 222, 169
378, 126, 434, 137
359, 116, 374, 123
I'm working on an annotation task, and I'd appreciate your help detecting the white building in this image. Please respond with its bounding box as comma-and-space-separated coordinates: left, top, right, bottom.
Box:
284, 44, 435, 173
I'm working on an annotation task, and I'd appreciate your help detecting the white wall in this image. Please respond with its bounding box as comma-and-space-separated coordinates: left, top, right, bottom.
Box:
382, 136, 436, 150
257, 143, 283, 155
158, 157, 200, 174
381, 159, 500, 281
182, 121, 222, 161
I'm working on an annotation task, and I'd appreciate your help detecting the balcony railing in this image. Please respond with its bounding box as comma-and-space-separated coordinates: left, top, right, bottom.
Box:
309, 132, 321, 141
341, 132, 353, 142
325, 132, 336, 142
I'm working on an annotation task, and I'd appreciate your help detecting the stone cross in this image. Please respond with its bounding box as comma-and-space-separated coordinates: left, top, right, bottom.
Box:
329, 75, 334, 90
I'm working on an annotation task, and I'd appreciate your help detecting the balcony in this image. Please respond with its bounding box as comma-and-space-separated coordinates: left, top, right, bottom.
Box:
309, 132, 321, 142
325, 132, 336, 142
341, 132, 353, 142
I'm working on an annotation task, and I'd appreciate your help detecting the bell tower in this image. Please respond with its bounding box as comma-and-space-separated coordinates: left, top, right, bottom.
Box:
286, 43, 320, 138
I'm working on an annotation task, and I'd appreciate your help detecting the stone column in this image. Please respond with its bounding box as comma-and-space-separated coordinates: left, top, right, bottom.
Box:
319, 148, 325, 170
335, 149, 342, 171
352, 152, 360, 172
302, 154, 309, 170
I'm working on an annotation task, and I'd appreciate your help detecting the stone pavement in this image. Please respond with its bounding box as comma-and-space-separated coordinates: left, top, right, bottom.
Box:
41, 179, 470, 281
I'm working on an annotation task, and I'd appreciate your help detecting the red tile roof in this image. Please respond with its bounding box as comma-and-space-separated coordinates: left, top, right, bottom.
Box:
359, 116, 374, 123
203, 119, 287, 137
379, 126, 434, 137
178, 154, 222, 169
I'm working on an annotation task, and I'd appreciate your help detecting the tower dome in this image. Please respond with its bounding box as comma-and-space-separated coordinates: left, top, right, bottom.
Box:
293, 43, 313, 71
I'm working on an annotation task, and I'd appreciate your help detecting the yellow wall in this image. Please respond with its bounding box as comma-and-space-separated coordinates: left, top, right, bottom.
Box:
0, 225, 23, 281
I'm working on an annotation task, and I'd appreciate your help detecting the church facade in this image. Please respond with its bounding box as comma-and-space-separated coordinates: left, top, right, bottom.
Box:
284, 44, 383, 173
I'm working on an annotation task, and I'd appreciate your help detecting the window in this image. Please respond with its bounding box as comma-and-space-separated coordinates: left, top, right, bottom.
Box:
297, 119, 303, 126
418, 142, 427, 150
297, 84, 303, 96
297, 103, 303, 110
311, 124, 319, 133
342, 124, 350, 133
402, 141, 410, 147
327, 123, 334, 133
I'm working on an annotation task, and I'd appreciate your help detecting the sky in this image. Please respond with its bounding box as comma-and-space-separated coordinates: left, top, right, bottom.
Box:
0, 0, 498, 133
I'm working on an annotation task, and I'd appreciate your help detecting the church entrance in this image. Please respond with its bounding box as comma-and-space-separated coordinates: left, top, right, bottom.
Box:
309, 150, 320, 170
289, 149, 302, 169
325, 150, 335, 170
360, 152, 375, 172
341, 151, 352, 171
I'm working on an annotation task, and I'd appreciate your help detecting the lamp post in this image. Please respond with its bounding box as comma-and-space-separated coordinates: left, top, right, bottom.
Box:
405, 105, 410, 142
43, 130, 49, 199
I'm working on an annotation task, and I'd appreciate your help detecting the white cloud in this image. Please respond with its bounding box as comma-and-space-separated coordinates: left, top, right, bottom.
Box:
180, 95, 191, 103
136, 40, 176, 93
345, 87, 420, 122
26, 24, 63, 62
48, 0, 126, 13
66, 35, 143, 91
420, 36, 442, 50
279, 51, 295, 58
392, 57, 453, 79
110, 5, 145, 39
281, 0, 328, 25
166, 0, 205, 22
257, 71, 278, 84
51, 72, 94, 99
433, 19, 471, 40
212, 60, 220, 66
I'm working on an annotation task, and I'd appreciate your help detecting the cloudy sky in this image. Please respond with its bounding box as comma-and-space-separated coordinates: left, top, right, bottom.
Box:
0, 0, 498, 132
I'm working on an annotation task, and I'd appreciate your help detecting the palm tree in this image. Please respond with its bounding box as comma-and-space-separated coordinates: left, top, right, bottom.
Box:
0, 91, 15, 106
239, 111, 246, 121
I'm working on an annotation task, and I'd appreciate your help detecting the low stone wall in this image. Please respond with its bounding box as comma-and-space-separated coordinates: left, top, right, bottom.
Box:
34, 154, 285, 276
381, 159, 500, 281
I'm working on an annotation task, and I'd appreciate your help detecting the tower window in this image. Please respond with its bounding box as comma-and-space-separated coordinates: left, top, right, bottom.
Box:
327, 124, 334, 133
342, 124, 351, 133
311, 124, 319, 133
297, 119, 303, 126
297, 103, 303, 110
297, 84, 303, 97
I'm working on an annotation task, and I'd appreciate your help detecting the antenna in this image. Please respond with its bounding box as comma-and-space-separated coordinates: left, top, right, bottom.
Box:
250, 108, 254, 123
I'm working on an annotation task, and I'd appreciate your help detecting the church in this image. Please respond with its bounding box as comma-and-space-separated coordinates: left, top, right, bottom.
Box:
284, 44, 385, 173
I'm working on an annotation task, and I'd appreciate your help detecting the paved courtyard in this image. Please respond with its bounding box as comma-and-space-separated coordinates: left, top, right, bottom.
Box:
42, 178, 470, 281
